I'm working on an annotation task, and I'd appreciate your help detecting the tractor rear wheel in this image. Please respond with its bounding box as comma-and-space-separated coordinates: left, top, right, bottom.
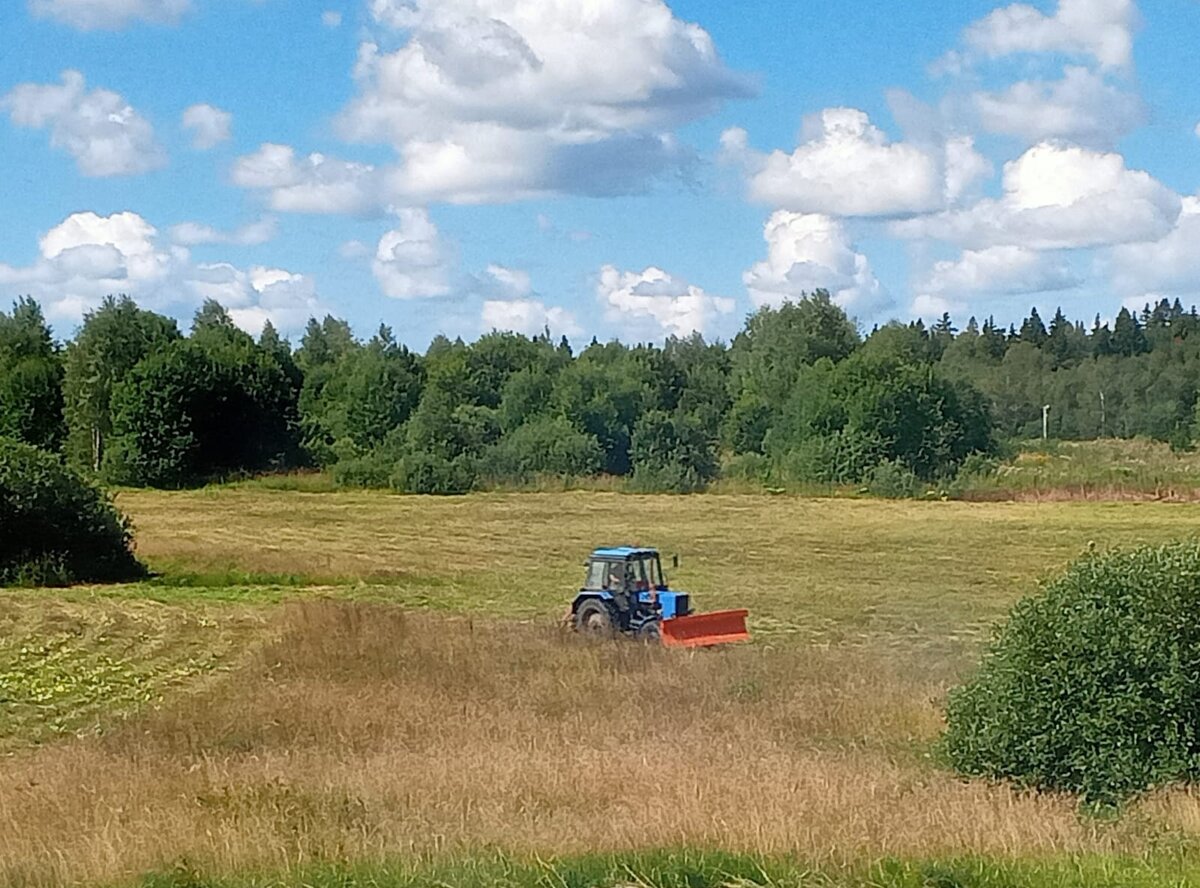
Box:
575, 599, 616, 638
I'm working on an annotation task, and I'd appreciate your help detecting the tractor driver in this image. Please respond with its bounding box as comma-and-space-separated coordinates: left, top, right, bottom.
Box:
607, 562, 630, 612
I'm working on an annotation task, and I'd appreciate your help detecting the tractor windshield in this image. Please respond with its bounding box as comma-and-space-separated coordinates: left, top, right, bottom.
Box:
648, 555, 665, 589
631, 554, 665, 591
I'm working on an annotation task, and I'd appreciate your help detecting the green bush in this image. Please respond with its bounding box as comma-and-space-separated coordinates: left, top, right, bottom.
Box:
479, 416, 603, 483
0, 438, 143, 585
391, 452, 476, 495
630, 410, 718, 493
865, 459, 922, 498
943, 541, 1200, 804
332, 452, 396, 489
722, 452, 772, 486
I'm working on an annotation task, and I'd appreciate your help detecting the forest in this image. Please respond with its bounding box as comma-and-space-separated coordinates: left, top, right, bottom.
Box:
1, 291, 1198, 494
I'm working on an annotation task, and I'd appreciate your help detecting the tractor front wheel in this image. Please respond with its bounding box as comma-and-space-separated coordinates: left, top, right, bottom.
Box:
635, 621, 661, 643
575, 599, 616, 638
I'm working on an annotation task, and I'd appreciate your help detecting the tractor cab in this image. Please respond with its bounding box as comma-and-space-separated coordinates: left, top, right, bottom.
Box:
579, 547, 691, 623
571, 546, 749, 647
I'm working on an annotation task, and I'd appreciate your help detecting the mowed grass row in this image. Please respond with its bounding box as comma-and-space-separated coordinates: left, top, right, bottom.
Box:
0, 596, 265, 751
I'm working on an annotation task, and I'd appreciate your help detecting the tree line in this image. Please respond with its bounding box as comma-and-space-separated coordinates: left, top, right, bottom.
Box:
2, 292, 1197, 494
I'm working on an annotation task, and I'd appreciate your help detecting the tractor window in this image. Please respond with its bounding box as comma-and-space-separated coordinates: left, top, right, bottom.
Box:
648, 556, 665, 589
584, 560, 608, 590
629, 558, 650, 592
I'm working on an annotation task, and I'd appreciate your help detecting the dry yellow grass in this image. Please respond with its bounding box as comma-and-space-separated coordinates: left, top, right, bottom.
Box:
7, 491, 1200, 886
0, 601, 1169, 887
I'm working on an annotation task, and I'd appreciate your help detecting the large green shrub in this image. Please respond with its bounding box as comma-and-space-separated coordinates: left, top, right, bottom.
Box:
943, 541, 1200, 803
0, 438, 143, 585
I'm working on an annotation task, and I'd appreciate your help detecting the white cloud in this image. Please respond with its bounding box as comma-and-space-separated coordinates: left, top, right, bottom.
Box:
893, 142, 1180, 250
744, 211, 888, 316
2, 70, 166, 177
482, 299, 580, 336
321, 10, 342, 28
231, 143, 382, 215
338, 240, 370, 260
475, 264, 578, 335
1195, 121, 1200, 141
328, 0, 751, 205
372, 209, 454, 299
974, 66, 1144, 146
181, 103, 232, 150
168, 217, 277, 246
187, 265, 322, 336
485, 264, 532, 299
722, 109, 988, 218
1110, 196, 1200, 301
597, 266, 734, 339
29, 0, 190, 30
914, 246, 1079, 317
962, 0, 1139, 69
0, 211, 320, 334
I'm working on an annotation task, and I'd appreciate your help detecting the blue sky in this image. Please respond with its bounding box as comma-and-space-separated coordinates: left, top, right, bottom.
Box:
1, 0, 1198, 348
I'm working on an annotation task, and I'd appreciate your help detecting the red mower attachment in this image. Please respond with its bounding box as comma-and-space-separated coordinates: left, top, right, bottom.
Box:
660, 609, 751, 649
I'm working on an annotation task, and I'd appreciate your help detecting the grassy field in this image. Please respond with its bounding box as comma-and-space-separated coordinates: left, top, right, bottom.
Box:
956, 438, 1200, 501
6, 491, 1200, 886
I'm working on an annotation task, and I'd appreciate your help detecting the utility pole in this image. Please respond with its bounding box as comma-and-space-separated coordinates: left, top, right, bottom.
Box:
1099, 391, 1106, 438
1043, 404, 1051, 441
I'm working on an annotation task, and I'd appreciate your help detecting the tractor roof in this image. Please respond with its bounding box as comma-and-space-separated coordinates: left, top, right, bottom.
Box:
590, 546, 659, 561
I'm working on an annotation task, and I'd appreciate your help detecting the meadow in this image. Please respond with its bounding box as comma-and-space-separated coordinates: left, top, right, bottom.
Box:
7, 491, 1200, 886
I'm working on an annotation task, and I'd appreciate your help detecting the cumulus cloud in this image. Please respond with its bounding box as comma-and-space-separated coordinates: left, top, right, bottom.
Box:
1109, 196, 1200, 301
597, 266, 734, 339
0, 211, 320, 334
168, 217, 277, 246
893, 142, 1180, 250
722, 108, 989, 218
974, 66, 1144, 146
484, 264, 532, 299
2, 70, 166, 177
481, 299, 580, 336
328, 0, 751, 205
961, 0, 1139, 69
744, 211, 888, 316
28, 0, 190, 30
372, 209, 454, 299
321, 10, 342, 28
181, 103, 232, 150
475, 265, 579, 335
187, 264, 322, 335
231, 143, 382, 214
913, 245, 1079, 318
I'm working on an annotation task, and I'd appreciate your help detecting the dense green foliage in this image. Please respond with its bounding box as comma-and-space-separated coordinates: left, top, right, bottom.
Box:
105, 304, 300, 487
63, 295, 181, 472
18, 289, 1200, 493
944, 541, 1200, 803
0, 298, 65, 451
0, 437, 142, 585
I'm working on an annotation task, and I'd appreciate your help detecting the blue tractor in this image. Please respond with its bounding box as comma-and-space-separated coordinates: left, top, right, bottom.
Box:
571, 547, 749, 648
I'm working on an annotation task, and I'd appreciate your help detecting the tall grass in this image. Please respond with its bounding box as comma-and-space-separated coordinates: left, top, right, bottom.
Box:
2, 600, 1181, 888
956, 438, 1200, 501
